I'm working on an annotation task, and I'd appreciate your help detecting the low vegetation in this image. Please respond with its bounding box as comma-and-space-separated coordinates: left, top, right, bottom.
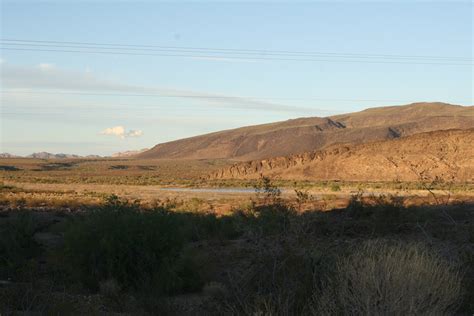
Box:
313, 240, 462, 315
0, 176, 473, 315
0, 212, 41, 280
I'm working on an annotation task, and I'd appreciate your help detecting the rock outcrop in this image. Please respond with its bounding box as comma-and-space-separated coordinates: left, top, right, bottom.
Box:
209, 129, 474, 182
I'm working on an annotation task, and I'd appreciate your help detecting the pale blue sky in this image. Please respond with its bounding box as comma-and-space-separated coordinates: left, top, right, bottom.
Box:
1, 1, 472, 156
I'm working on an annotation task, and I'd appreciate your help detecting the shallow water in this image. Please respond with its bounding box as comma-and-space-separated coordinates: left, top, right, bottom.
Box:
157, 187, 259, 194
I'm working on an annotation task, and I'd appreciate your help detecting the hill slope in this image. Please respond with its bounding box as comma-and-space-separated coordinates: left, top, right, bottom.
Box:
137, 102, 474, 161
209, 129, 474, 182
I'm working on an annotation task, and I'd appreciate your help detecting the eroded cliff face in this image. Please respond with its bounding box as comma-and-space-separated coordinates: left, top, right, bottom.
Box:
209, 129, 474, 182
210, 146, 351, 178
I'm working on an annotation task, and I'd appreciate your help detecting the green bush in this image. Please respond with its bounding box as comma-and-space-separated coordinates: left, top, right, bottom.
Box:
330, 183, 341, 192
0, 212, 40, 278
63, 204, 200, 294
254, 204, 296, 235
345, 193, 407, 235
63, 195, 244, 295
254, 176, 282, 204
347, 191, 368, 219
174, 211, 241, 241
371, 195, 404, 233
233, 203, 297, 236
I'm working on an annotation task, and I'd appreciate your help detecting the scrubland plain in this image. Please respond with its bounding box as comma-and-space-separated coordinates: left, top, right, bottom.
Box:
1, 103, 474, 314
1, 154, 474, 315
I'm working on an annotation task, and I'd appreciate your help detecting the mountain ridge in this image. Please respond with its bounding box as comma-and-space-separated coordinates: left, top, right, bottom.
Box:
137, 102, 474, 161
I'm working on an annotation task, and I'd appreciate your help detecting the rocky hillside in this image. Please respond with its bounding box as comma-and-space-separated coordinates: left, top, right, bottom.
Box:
111, 148, 149, 158
209, 129, 474, 182
138, 102, 474, 161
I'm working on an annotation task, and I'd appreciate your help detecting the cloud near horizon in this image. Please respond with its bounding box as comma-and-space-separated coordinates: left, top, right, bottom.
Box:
100, 126, 143, 139
1, 61, 327, 113
37, 63, 55, 70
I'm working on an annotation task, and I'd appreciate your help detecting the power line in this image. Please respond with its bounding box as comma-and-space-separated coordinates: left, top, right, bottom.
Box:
6, 42, 461, 61
2, 38, 470, 61
2, 47, 471, 66
1, 39, 471, 65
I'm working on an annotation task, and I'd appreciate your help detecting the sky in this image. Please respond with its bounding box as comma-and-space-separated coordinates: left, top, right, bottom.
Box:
0, 0, 472, 156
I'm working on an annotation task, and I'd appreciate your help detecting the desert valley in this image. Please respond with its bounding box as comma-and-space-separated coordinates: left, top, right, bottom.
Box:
1, 102, 474, 314
1, 2, 473, 314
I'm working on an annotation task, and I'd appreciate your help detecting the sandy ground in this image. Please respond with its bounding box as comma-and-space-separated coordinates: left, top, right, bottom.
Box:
5, 181, 474, 210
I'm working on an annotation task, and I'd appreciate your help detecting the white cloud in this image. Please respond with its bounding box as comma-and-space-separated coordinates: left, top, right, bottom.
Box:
100, 126, 143, 139
101, 126, 125, 138
126, 129, 143, 137
37, 63, 55, 70
0, 58, 5, 64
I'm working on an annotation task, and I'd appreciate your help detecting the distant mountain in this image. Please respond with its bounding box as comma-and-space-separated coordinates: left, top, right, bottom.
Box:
24, 152, 103, 159
137, 102, 474, 161
112, 148, 149, 158
0, 151, 144, 159
209, 129, 474, 182
0, 153, 21, 158
1, 152, 103, 159
27, 152, 81, 159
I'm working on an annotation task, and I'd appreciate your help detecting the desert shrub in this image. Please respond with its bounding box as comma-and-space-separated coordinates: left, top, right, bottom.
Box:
345, 193, 409, 235
229, 200, 297, 238
224, 241, 318, 315
99, 278, 121, 297
254, 176, 281, 204
203, 281, 228, 298
0, 212, 40, 278
296, 210, 344, 238
236, 203, 297, 237
104, 193, 140, 209
0, 184, 19, 192
370, 194, 405, 233
181, 197, 207, 212
294, 189, 312, 210
176, 211, 242, 241
312, 240, 462, 315
63, 204, 200, 295
0, 279, 58, 314
63, 195, 243, 294
346, 191, 368, 219
330, 183, 341, 192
